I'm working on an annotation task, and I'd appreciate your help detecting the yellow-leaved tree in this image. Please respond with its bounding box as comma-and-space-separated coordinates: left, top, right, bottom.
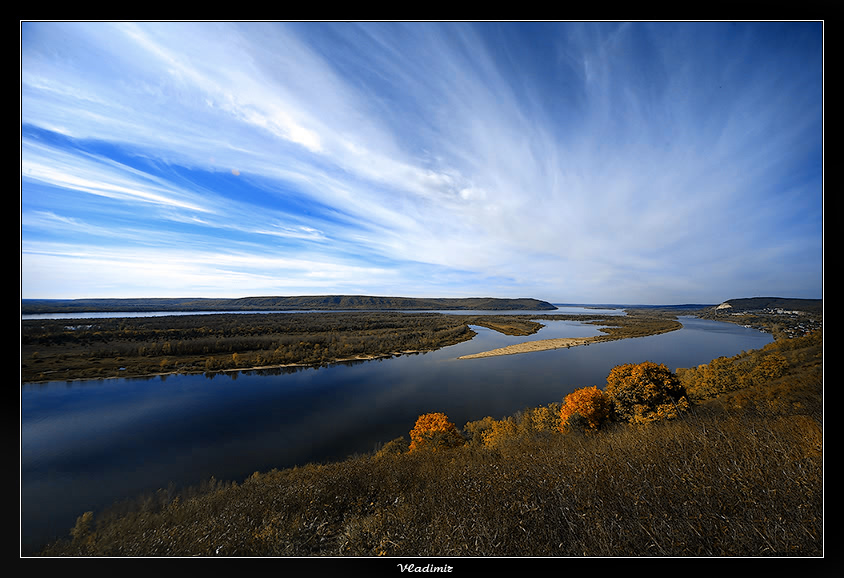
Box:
605, 361, 690, 424
408, 412, 465, 452
558, 386, 612, 433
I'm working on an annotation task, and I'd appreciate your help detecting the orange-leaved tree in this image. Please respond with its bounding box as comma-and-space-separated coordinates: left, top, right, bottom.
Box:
408, 412, 465, 452
558, 386, 612, 433
605, 361, 690, 424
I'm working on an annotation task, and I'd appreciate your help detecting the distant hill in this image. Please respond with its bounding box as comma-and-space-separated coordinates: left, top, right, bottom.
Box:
20, 295, 558, 314
711, 297, 823, 315
560, 303, 715, 310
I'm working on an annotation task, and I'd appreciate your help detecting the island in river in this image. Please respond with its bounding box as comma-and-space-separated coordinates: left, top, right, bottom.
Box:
20, 298, 683, 383
459, 308, 687, 359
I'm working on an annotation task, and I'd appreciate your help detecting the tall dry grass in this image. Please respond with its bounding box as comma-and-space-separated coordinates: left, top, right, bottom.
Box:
41, 401, 821, 557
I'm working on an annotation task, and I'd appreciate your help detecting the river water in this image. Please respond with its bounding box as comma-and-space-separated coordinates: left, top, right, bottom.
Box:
20, 310, 773, 554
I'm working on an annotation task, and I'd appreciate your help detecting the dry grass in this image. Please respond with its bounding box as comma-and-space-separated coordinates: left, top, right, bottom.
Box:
40, 402, 822, 557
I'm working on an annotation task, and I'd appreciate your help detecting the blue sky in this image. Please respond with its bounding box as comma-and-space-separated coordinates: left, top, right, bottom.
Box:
20, 22, 823, 304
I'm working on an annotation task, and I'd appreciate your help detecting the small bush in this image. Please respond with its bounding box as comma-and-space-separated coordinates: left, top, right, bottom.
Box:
479, 416, 519, 450
375, 436, 409, 458
408, 412, 465, 452
463, 415, 497, 446
558, 386, 612, 433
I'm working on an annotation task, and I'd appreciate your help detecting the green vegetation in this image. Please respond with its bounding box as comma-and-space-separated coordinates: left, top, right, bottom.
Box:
37, 328, 822, 557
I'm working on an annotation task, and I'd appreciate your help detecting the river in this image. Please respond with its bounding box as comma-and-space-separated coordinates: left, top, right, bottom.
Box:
20, 310, 772, 554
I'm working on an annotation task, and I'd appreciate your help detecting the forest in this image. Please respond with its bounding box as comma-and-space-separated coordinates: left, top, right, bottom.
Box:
21, 310, 682, 383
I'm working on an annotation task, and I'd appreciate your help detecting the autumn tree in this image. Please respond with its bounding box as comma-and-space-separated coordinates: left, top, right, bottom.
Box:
605, 361, 690, 424
678, 350, 790, 402
479, 416, 518, 450
747, 352, 788, 385
558, 386, 612, 433
464, 405, 563, 450
408, 412, 465, 452
463, 415, 498, 446
519, 403, 563, 433
374, 436, 410, 458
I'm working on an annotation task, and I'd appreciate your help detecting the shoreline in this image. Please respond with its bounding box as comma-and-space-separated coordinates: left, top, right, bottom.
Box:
21, 349, 433, 385
457, 336, 599, 359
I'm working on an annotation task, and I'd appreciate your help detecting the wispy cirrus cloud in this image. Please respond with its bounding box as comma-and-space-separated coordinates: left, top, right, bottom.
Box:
21, 21, 823, 303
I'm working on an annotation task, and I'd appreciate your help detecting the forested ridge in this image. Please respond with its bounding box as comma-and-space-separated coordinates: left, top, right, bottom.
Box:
710, 297, 822, 313
21, 295, 557, 314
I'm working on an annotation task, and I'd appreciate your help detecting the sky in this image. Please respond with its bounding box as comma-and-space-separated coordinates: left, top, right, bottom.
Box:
20, 21, 823, 304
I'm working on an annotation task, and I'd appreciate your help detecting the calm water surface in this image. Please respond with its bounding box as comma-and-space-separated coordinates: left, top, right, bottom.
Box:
20, 314, 771, 553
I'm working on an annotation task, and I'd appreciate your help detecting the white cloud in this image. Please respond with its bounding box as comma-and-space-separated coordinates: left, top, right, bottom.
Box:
20, 22, 823, 302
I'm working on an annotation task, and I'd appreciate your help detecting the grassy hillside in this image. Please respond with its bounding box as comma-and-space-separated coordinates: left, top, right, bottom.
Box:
36, 329, 822, 557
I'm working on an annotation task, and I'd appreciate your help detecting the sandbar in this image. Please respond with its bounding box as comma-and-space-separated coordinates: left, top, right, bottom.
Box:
457, 336, 597, 359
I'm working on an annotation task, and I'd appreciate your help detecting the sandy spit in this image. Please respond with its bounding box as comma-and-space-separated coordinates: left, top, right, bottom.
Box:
457, 337, 598, 359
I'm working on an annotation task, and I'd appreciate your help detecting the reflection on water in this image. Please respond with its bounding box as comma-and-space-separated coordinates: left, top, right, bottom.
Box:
20, 316, 771, 554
